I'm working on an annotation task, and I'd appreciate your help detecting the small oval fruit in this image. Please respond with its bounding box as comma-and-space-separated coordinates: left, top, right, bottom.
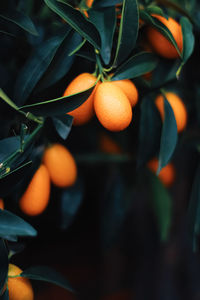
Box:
19, 164, 50, 216
147, 14, 183, 59
94, 82, 132, 132
0, 198, 4, 209
148, 158, 175, 187
43, 144, 77, 188
63, 73, 98, 126
7, 264, 34, 300
112, 79, 138, 107
155, 92, 187, 132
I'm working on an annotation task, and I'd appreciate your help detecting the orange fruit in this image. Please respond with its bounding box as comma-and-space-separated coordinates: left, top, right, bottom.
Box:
99, 133, 122, 154
19, 164, 50, 216
147, 158, 175, 187
7, 264, 34, 300
147, 14, 183, 59
63, 73, 98, 126
112, 79, 138, 107
0, 198, 4, 209
94, 82, 132, 132
43, 143, 77, 188
86, 0, 93, 8
155, 92, 187, 132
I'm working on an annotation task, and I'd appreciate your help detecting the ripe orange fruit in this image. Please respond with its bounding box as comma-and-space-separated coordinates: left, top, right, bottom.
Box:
43, 143, 77, 188
155, 92, 187, 132
94, 82, 132, 131
0, 198, 4, 209
63, 73, 98, 126
7, 264, 34, 300
112, 79, 138, 107
147, 158, 175, 187
147, 14, 183, 59
19, 164, 50, 216
86, 0, 93, 8
99, 133, 122, 154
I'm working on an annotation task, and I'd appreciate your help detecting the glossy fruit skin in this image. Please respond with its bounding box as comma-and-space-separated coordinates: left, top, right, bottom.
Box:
19, 164, 50, 216
112, 79, 138, 107
43, 144, 77, 188
0, 198, 4, 209
63, 73, 98, 126
147, 15, 183, 59
94, 82, 132, 132
155, 92, 187, 132
8, 264, 34, 300
148, 158, 175, 187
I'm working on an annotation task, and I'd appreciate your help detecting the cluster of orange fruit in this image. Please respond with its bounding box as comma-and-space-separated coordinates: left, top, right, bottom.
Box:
63, 73, 138, 131
19, 144, 77, 216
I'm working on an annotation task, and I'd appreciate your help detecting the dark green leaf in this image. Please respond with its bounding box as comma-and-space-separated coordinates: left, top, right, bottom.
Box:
112, 52, 158, 80
145, 5, 165, 17
151, 59, 179, 88
20, 82, 97, 117
1, 288, 9, 300
180, 17, 195, 63
21, 266, 75, 292
44, 0, 101, 50
0, 136, 21, 162
188, 163, 200, 252
140, 11, 182, 58
157, 95, 178, 174
75, 49, 96, 62
148, 170, 172, 242
14, 27, 71, 105
113, 0, 139, 66
138, 95, 161, 167
89, 7, 116, 65
0, 239, 8, 295
52, 115, 73, 140
59, 179, 83, 230
36, 31, 82, 91
0, 9, 38, 36
0, 209, 37, 238
93, 0, 121, 8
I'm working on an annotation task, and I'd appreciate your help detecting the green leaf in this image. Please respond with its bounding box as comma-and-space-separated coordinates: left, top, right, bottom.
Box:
157, 95, 178, 174
1, 288, 9, 300
188, 163, 200, 252
89, 6, 116, 65
93, 0, 121, 8
14, 27, 71, 105
151, 59, 179, 88
138, 95, 161, 167
180, 17, 195, 63
59, 179, 83, 230
0, 9, 38, 36
140, 11, 182, 58
52, 115, 73, 140
44, 0, 101, 50
148, 170, 172, 242
21, 266, 75, 292
20, 81, 98, 117
36, 31, 82, 91
112, 52, 158, 80
145, 5, 165, 17
113, 0, 139, 67
0, 209, 37, 238
0, 239, 8, 295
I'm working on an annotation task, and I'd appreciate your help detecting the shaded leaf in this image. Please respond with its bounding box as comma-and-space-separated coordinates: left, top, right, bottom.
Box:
1, 288, 9, 300
89, 6, 116, 65
0, 239, 8, 295
21, 266, 75, 292
180, 17, 195, 63
14, 27, 71, 105
112, 52, 158, 80
0, 8, 38, 36
44, 0, 101, 49
113, 0, 139, 66
158, 95, 178, 174
151, 59, 179, 88
93, 0, 121, 8
0, 209, 37, 238
52, 115, 73, 140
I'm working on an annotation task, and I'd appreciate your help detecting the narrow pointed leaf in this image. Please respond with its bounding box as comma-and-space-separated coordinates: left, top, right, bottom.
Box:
112, 52, 158, 80
52, 115, 73, 140
1, 288, 9, 300
0, 9, 38, 36
180, 17, 195, 63
93, 0, 121, 8
157, 95, 178, 174
0, 209, 37, 238
44, 0, 101, 49
21, 266, 75, 292
113, 0, 139, 66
